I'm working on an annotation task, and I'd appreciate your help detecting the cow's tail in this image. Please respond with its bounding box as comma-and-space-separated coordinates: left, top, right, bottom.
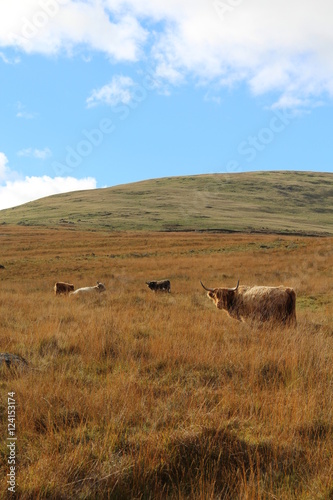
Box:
285, 288, 297, 326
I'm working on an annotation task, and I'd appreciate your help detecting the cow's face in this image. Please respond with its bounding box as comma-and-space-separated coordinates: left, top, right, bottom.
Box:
97, 282, 106, 292
207, 289, 225, 309
201, 280, 239, 311
207, 289, 235, 310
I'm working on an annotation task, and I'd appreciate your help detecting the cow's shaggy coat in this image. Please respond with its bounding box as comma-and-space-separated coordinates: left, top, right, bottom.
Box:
146, 280, 171, 293
54, 282, 75, 295
69, 282, 106, 296
201, 281, 296, 325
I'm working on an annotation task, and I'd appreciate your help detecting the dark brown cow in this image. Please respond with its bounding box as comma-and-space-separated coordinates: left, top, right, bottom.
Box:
200, 280, 296, 325
54, 282, 75, 295
146, 279, 171, 293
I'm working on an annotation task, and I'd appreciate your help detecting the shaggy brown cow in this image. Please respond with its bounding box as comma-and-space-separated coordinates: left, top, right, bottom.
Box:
200, 280, 296, 325
54, 282, 75, 295
146, 279, 171, 293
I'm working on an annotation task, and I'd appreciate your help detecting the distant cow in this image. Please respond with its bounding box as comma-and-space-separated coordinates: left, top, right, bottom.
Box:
200, 280, 296, 325
0, 264, 5, 269
70, 281, 106, 296
54, 282, 75, 295
146, 279, 171, 293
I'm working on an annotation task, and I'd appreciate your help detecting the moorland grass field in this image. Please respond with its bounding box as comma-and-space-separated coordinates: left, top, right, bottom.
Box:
0, 226, 332, 498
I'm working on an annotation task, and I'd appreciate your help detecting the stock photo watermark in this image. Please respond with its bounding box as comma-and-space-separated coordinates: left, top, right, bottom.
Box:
225, 107, 296, 174
20, 0, 70, 40
213, 0, 244, 21
52, 72, 158, 177
7, 392, 17, 493
52, 119, 115, 176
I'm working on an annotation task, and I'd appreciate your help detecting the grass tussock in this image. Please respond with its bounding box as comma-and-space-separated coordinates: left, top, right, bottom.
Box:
0, 227, 332, 498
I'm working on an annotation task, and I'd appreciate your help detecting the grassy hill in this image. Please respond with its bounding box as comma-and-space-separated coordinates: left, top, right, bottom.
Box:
0, 171, 332, 235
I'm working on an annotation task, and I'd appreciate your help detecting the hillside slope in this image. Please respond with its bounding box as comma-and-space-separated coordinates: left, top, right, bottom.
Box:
0, 171, 332, 234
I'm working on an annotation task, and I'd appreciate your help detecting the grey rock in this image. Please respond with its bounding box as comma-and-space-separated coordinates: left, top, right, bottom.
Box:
0, 353, 28, 371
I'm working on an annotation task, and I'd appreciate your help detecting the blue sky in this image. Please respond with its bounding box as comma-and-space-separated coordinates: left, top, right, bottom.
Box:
0, 0, 333, 209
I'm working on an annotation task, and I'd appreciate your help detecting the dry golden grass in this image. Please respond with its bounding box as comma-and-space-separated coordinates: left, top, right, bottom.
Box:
0, 226, 332, 499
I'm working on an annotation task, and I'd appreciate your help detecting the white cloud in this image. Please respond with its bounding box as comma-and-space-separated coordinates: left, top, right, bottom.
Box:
16, 110, 36, 119
17, 147, 52, 159
0, 151, 97, 210
16, 101, 37, 119
1, 1, 333, 107
0, 51, 20, 64
0, 1, 147, 61
0, 176, 97, 210
105, 0, 333, 107
0, 152, 10, 182
86, 75, 135, 107
204, 91, 222, 105
16, 111, 36, 119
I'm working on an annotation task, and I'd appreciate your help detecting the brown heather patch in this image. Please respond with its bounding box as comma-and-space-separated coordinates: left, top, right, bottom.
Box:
0, 226, 332, 498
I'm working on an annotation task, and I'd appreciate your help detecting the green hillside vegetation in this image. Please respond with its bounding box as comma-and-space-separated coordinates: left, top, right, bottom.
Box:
0, 171, 332, 235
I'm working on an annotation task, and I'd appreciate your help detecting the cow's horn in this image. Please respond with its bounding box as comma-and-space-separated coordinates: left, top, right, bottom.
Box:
200, 281, 214, 292
229, 280, 239, 292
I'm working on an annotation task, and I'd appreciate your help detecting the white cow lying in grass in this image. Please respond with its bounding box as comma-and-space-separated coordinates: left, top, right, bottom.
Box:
70, 281, 106, 296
